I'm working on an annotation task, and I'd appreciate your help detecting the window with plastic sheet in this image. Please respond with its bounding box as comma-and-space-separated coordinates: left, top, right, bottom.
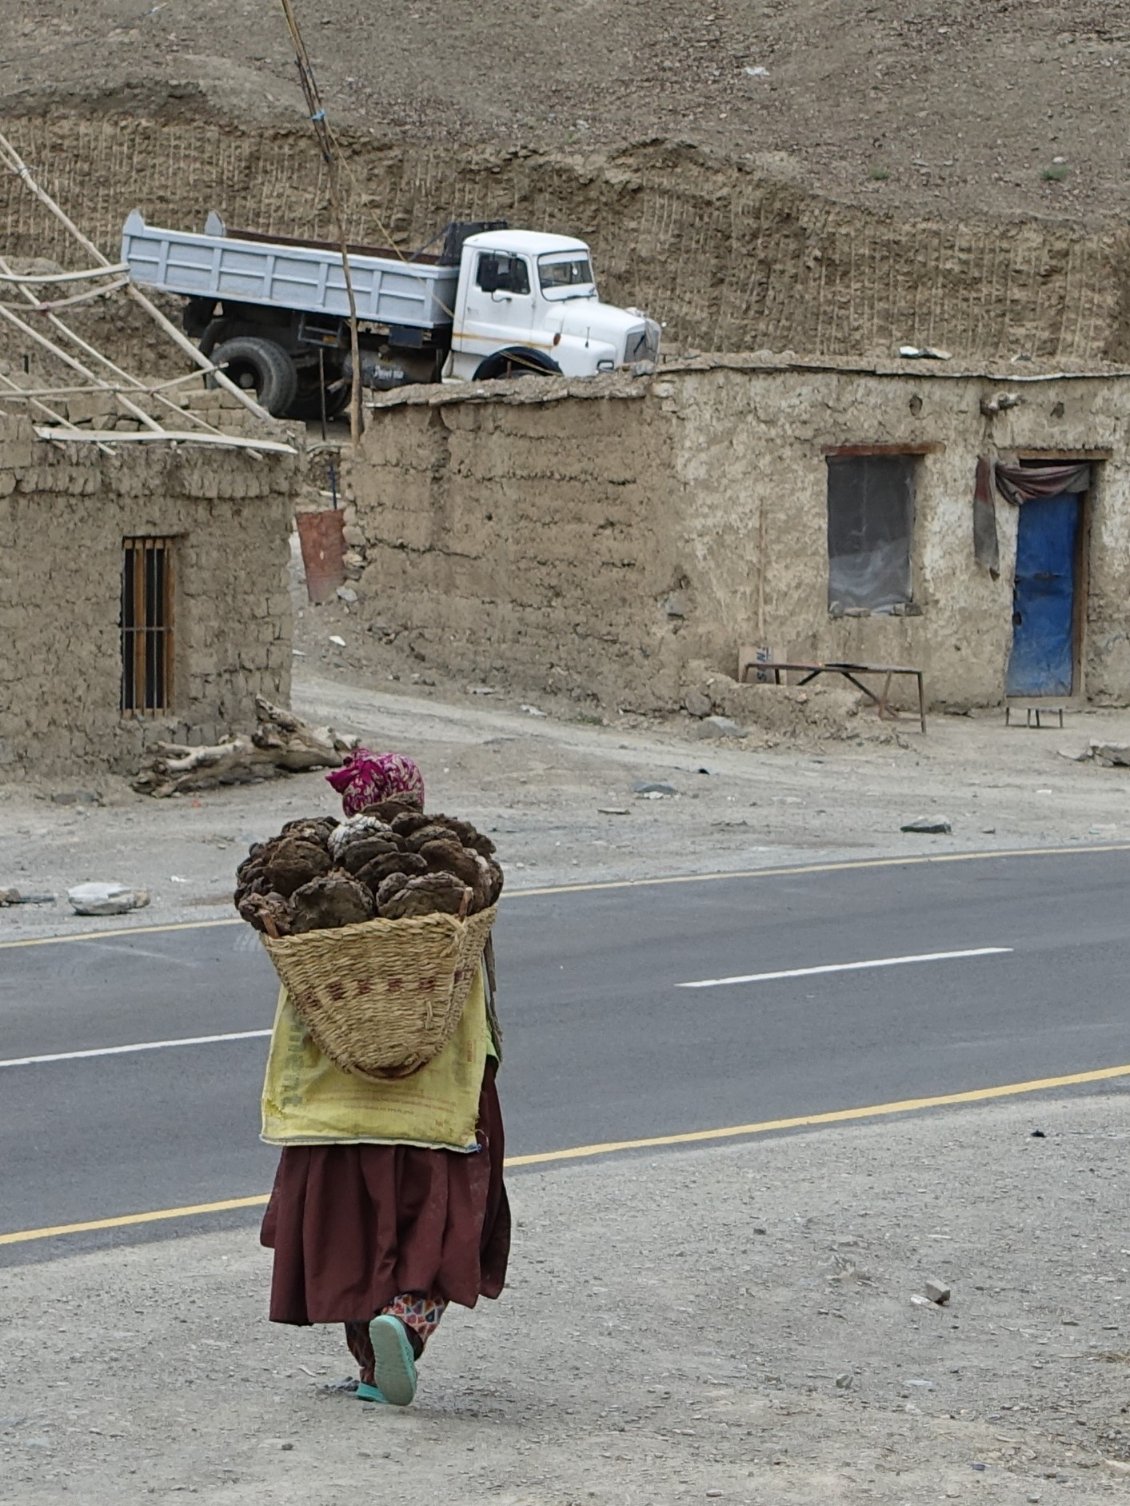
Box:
826, 454, 916, 611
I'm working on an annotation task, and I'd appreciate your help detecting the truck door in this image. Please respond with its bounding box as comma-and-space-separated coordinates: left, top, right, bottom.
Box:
457, 250, 536, 372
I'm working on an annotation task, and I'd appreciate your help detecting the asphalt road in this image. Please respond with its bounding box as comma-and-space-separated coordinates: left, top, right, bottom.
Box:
3, 847, 1130, 1263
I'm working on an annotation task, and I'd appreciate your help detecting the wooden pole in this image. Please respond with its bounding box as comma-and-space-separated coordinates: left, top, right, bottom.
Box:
279, 0, 364, 446
0, 369, 217, 401
0, 252, 227, 436
0, 289, 166, 434
0, 131, 273, 424
33, 428, 297, 453
756, 491, 768, 642
0, 262, 128, 285
0, 368, 113, 452
0, 277, 129, 313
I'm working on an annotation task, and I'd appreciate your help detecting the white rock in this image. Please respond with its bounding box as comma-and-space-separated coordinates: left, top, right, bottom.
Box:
696, 715, 746, 740
901, 816, 952, 834
67, 883, 150, 917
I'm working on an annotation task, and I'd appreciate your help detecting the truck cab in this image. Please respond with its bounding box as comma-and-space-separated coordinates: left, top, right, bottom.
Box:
448, 230, 660, 382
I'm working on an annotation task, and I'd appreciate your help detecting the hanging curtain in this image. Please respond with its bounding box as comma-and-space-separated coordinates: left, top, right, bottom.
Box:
994, 460, 1090, 506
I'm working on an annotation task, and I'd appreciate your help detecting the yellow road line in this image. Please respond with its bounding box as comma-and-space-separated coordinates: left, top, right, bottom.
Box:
0, 917, 242, 949
506, 1061, 1130, 1164
4, 842, 1130, 949
4, 1060, 1129, 1247
0, 1194, 269, 1247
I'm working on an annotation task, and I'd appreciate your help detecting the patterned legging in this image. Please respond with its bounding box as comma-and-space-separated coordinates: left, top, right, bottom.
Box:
344, 1293, 447, 1383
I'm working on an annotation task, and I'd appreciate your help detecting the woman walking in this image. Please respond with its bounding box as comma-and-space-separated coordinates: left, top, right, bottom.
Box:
259, 748, 510, 1405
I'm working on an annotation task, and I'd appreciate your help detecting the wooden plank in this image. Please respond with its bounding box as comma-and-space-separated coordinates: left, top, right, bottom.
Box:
823, 442, 943, 457
1013, 448, 1112, 461
33, 428, 297, 454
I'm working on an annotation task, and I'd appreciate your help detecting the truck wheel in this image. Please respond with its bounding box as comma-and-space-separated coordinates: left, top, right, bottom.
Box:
198, 318, 233, 360
206, 336, 298, 417
286, 373, 350, 422
473, 349, 559, 381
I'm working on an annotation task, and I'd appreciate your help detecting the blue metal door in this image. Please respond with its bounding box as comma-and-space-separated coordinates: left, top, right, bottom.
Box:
1006, 493, 1081, 697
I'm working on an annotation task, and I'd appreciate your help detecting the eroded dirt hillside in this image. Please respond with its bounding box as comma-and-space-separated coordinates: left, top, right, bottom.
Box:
4, 2, 1130, 360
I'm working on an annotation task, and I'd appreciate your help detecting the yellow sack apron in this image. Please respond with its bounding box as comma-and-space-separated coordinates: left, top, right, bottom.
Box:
261, 967, 489, 1152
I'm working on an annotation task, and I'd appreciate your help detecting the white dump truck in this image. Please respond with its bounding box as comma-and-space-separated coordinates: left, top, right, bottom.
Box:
121, 211, 661, 419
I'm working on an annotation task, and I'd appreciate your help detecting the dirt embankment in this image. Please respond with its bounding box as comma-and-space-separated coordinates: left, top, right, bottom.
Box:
2, 116, 1125, 368
5, 3, 1130, 364
5, 0, 1130, 224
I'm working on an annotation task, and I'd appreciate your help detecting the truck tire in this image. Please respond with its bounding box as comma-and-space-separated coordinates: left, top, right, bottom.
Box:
198, 318, 233, 360
473, 348, 560, 382
206, 336, 298, 417
287, 369, 350, 422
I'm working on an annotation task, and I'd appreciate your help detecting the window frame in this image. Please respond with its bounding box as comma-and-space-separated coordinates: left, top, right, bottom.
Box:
475, 251, 531, 297
537, 252, 596, 298
824, 449, 922, 614
120, 535, 177, 718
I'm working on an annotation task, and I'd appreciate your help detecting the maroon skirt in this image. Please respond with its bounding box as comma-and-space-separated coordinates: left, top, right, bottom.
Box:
260, 1062, 510, 1324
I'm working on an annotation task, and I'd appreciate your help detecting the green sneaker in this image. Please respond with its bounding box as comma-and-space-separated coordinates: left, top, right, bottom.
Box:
367, 1315, 418, 1407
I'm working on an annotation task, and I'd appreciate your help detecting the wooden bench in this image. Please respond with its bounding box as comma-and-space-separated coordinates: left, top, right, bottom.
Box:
737, 649, 927, 734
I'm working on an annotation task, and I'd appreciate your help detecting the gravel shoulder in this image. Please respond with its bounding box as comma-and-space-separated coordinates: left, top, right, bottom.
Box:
3, 1092, 1129, 1503
4, 666, 1130, 942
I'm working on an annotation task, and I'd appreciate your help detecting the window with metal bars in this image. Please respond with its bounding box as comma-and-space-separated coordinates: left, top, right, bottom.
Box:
120, 537, 176, 716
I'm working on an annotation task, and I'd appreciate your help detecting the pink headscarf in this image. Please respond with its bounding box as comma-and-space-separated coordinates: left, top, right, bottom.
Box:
326, 748, 426, 816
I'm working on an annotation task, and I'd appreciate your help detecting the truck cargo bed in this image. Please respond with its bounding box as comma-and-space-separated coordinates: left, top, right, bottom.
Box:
122, 210, 458, 330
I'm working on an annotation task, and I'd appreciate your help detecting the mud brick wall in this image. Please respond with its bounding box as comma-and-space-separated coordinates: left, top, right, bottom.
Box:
1, 113, 1127, 367
345, 385, 685, 711
0, 414, 296, 776
346, 363, 1130, 713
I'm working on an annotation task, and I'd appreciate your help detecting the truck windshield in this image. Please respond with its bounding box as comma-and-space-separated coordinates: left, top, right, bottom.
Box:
538, 254, 595, 297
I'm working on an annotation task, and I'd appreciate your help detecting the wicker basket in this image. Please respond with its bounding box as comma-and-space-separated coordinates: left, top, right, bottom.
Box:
261, 905, 497, 1081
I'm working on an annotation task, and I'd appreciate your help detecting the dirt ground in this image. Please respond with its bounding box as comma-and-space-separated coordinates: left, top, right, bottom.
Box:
4, 525, 1128, 941
4, 637, 1130, 941
3, 1092, 1130, 1504
3, 0, 1128, 226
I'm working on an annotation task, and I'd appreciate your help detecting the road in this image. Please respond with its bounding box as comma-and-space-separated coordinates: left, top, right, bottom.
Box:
3, 846, 1130, 1263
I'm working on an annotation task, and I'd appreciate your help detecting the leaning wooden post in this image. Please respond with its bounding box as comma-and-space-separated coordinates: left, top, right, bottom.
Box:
279, 0, 365, 446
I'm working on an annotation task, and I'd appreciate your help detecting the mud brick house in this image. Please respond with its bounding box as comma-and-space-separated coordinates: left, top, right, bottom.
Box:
0, 414, 296, 776
343, 356, 1130, 714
